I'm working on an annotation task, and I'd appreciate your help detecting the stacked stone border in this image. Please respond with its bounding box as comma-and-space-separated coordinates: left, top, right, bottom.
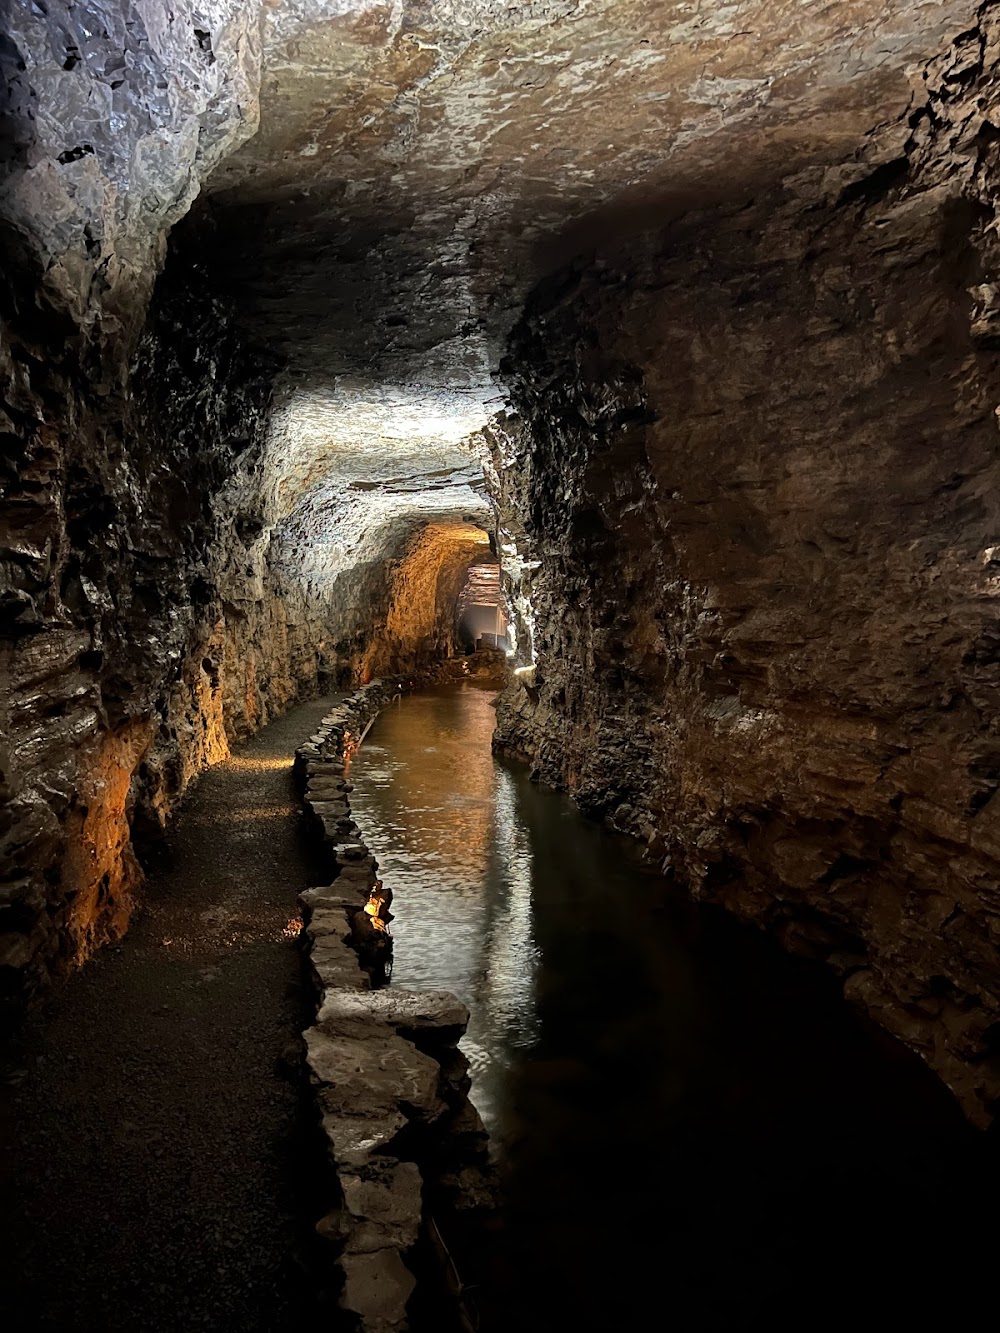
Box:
294, 681, 493, 1332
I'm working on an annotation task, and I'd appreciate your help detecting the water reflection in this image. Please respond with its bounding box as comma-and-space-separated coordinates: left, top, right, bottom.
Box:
348, 685, 1000, 1330
348, 685, 539, 1134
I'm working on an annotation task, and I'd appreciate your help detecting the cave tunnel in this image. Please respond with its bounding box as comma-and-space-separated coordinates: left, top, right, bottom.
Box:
457, 556, 507, 652
3, 1, 1000, 1330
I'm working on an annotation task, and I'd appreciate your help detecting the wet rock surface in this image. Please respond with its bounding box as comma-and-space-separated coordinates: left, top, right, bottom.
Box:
296, 684, 494, 1331
0, 696, 338, 1332
202, 0, 971, 384
488, 11, 1000, 1123
1, 1, 261, 328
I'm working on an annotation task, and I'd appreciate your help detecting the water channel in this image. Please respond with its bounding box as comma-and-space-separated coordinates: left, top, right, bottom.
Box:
347, 683, 997, 1331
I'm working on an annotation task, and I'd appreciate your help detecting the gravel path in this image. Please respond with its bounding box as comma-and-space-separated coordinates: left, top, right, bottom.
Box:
1, 697, 341, 1332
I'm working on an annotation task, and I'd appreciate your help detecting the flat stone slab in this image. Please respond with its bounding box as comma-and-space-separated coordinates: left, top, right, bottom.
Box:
340, 1159, 422, 1254
308, 936, 369, 990
304, 758, 340, 775
304, 1024, 444, 1122
333, 842, 371, 861
319, 1105, 409, 1167
332, 854, 379, 879
322, 818, 360, 842
301, 885, 369, 911
322, 825, 361, 846
306, 907, 353, 941
307, 798, 350, 815
318, 989, 469, 1044
311, 960, 369, 991
340, 1246, 415, 1329
309, 799, 352, 818
335, 862, 378, 883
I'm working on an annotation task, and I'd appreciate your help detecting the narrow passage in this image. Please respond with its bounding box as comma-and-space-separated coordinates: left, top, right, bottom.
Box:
1, 697, 340, 1333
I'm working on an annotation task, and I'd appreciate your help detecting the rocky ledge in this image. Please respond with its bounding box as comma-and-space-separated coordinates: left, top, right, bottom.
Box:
294, 683, 493, 1333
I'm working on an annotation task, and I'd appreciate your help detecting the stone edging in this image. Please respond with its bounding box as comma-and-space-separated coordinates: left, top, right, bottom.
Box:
294, 681, 492, 1332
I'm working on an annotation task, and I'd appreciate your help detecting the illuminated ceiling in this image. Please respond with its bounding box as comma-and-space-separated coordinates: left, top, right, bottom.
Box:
187, 0, 970, 571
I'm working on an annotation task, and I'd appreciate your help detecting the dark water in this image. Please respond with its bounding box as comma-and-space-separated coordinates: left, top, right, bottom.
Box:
348, 684, 998, 1331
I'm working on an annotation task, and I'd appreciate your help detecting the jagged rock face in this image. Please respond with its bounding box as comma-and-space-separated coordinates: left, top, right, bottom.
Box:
0, 215, 486, 1004
361, 521, 493, 677
1, 1, 261, 329
202, 0, 973, 384
184, 0, 977, 709
489, 14, 1000, 1124
188, 0, 979, 642
260, 382, 491, 680
1, 2, 269, 999
0, 247, 284, 998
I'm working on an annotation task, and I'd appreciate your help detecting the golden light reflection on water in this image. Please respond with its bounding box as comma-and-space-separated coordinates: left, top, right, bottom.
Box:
366, 738, 496, 873
347, 685, 540, 1136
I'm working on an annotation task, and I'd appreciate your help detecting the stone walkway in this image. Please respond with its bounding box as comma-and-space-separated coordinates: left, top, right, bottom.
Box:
0, 697, 341, 1332
294, 685, 495, 1332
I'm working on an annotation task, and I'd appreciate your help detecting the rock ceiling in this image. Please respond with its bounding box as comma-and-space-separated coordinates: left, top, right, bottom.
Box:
188, 0, 970, 551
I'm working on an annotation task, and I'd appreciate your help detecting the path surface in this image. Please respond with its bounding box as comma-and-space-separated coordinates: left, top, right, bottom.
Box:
1, 697, 339, 1333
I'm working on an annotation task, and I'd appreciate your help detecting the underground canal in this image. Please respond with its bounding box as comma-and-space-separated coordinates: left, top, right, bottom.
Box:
345, 683, 999, 1331
7, 2, 1000, 1329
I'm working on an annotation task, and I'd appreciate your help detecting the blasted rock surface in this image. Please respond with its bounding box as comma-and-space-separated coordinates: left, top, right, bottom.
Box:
1, 0, 261, 327
4, 0, 998, 1144
185, 0, 976, 688
0, 250, 301, 1000
0, 2, 276, 1003
490, 12, 1000, 1125
204, 0, 972, 384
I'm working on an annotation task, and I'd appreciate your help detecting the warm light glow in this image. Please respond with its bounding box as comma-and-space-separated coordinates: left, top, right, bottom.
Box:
364, 883, 390, 934
225, 756, 293, 772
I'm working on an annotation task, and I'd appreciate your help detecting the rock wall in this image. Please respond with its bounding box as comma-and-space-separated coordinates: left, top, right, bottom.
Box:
489, 12, 1000, 1125
0, 2, 311, 1004
1, 1, 261, 333
0, 235, 300, 1003
1, 190, 487, 1007
263, 506, 496, 691
261, 425, 493, 691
